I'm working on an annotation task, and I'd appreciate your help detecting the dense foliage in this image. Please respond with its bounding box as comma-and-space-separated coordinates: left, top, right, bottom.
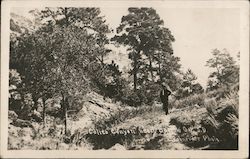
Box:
10, 7, 112, 133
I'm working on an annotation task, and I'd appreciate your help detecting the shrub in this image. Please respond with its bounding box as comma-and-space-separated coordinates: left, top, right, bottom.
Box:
206, 84, 239, 101
136, 81, 161, 104
173, 93, 206, 109
170, 90, 239, 149
9, 69, 23, 115
121, 89, 147, 107
170, 107, 209, 148
201, 91, 239, 149
8, 111, 18, 123
204, 98, 217, 109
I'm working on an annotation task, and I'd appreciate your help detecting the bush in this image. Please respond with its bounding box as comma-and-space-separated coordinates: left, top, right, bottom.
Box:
9, 111, 18, 123
121, 89, 147, 107
206, 83, 239, 101
204, 98, 217, 109
88, 61, 127, 100
140, 81, 161, 105
201, 91, 238, 149
170, 90, 239, 149
10, 93, 35, 120
9, 69, 23, 115
174, 93, 206, 109
170, 107, 209, 148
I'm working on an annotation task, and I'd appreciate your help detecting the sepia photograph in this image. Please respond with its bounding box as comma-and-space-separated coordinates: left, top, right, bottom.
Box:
1, 0, 249, 158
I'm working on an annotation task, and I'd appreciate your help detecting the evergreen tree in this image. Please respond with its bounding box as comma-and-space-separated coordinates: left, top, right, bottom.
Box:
10, 7, 111, 133
112, 7, 177, 92
206, 49, 239, 91
176, 69, 204, 99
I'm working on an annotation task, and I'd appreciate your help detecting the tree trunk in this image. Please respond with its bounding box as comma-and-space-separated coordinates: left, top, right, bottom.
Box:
42, 98, 46, 127
61, 93, 68, 135
64, 106, 68, 135
133, 70, 137, 92
158, 63, 162, 83
158, 54, 163, 84
133, 54, 138, 92
64, 8, 70, 27
33, 100, 38, 111
101, 54, 104, 65
149, 55, 154, 82
33, 95, 40, 111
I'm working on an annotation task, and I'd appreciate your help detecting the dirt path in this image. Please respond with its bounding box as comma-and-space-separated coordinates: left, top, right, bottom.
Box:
157, 114, 190, 150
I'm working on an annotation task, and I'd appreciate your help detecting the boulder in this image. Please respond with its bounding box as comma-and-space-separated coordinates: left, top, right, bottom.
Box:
12, 118, 33, 128
109, 143, 126, 150
30, 110, 42, 122
8, 111, 18, 122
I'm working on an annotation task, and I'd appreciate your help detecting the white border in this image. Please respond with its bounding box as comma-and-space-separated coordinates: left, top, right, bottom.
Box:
1, 0, 249, 158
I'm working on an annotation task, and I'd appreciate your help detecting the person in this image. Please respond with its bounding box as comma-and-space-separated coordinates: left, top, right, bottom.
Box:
160, 83, 172, 115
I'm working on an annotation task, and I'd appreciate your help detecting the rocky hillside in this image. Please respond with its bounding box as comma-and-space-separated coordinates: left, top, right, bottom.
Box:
8, 91, 188, 150
10, 12, 39, 39
8, 92, 134, 150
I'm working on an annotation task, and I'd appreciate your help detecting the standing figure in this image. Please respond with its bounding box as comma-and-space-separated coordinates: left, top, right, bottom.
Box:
160, 83, 172, 115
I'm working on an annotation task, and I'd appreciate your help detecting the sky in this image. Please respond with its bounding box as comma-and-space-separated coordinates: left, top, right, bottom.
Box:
12, 7, 240, 87
100, 7, 240, 87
